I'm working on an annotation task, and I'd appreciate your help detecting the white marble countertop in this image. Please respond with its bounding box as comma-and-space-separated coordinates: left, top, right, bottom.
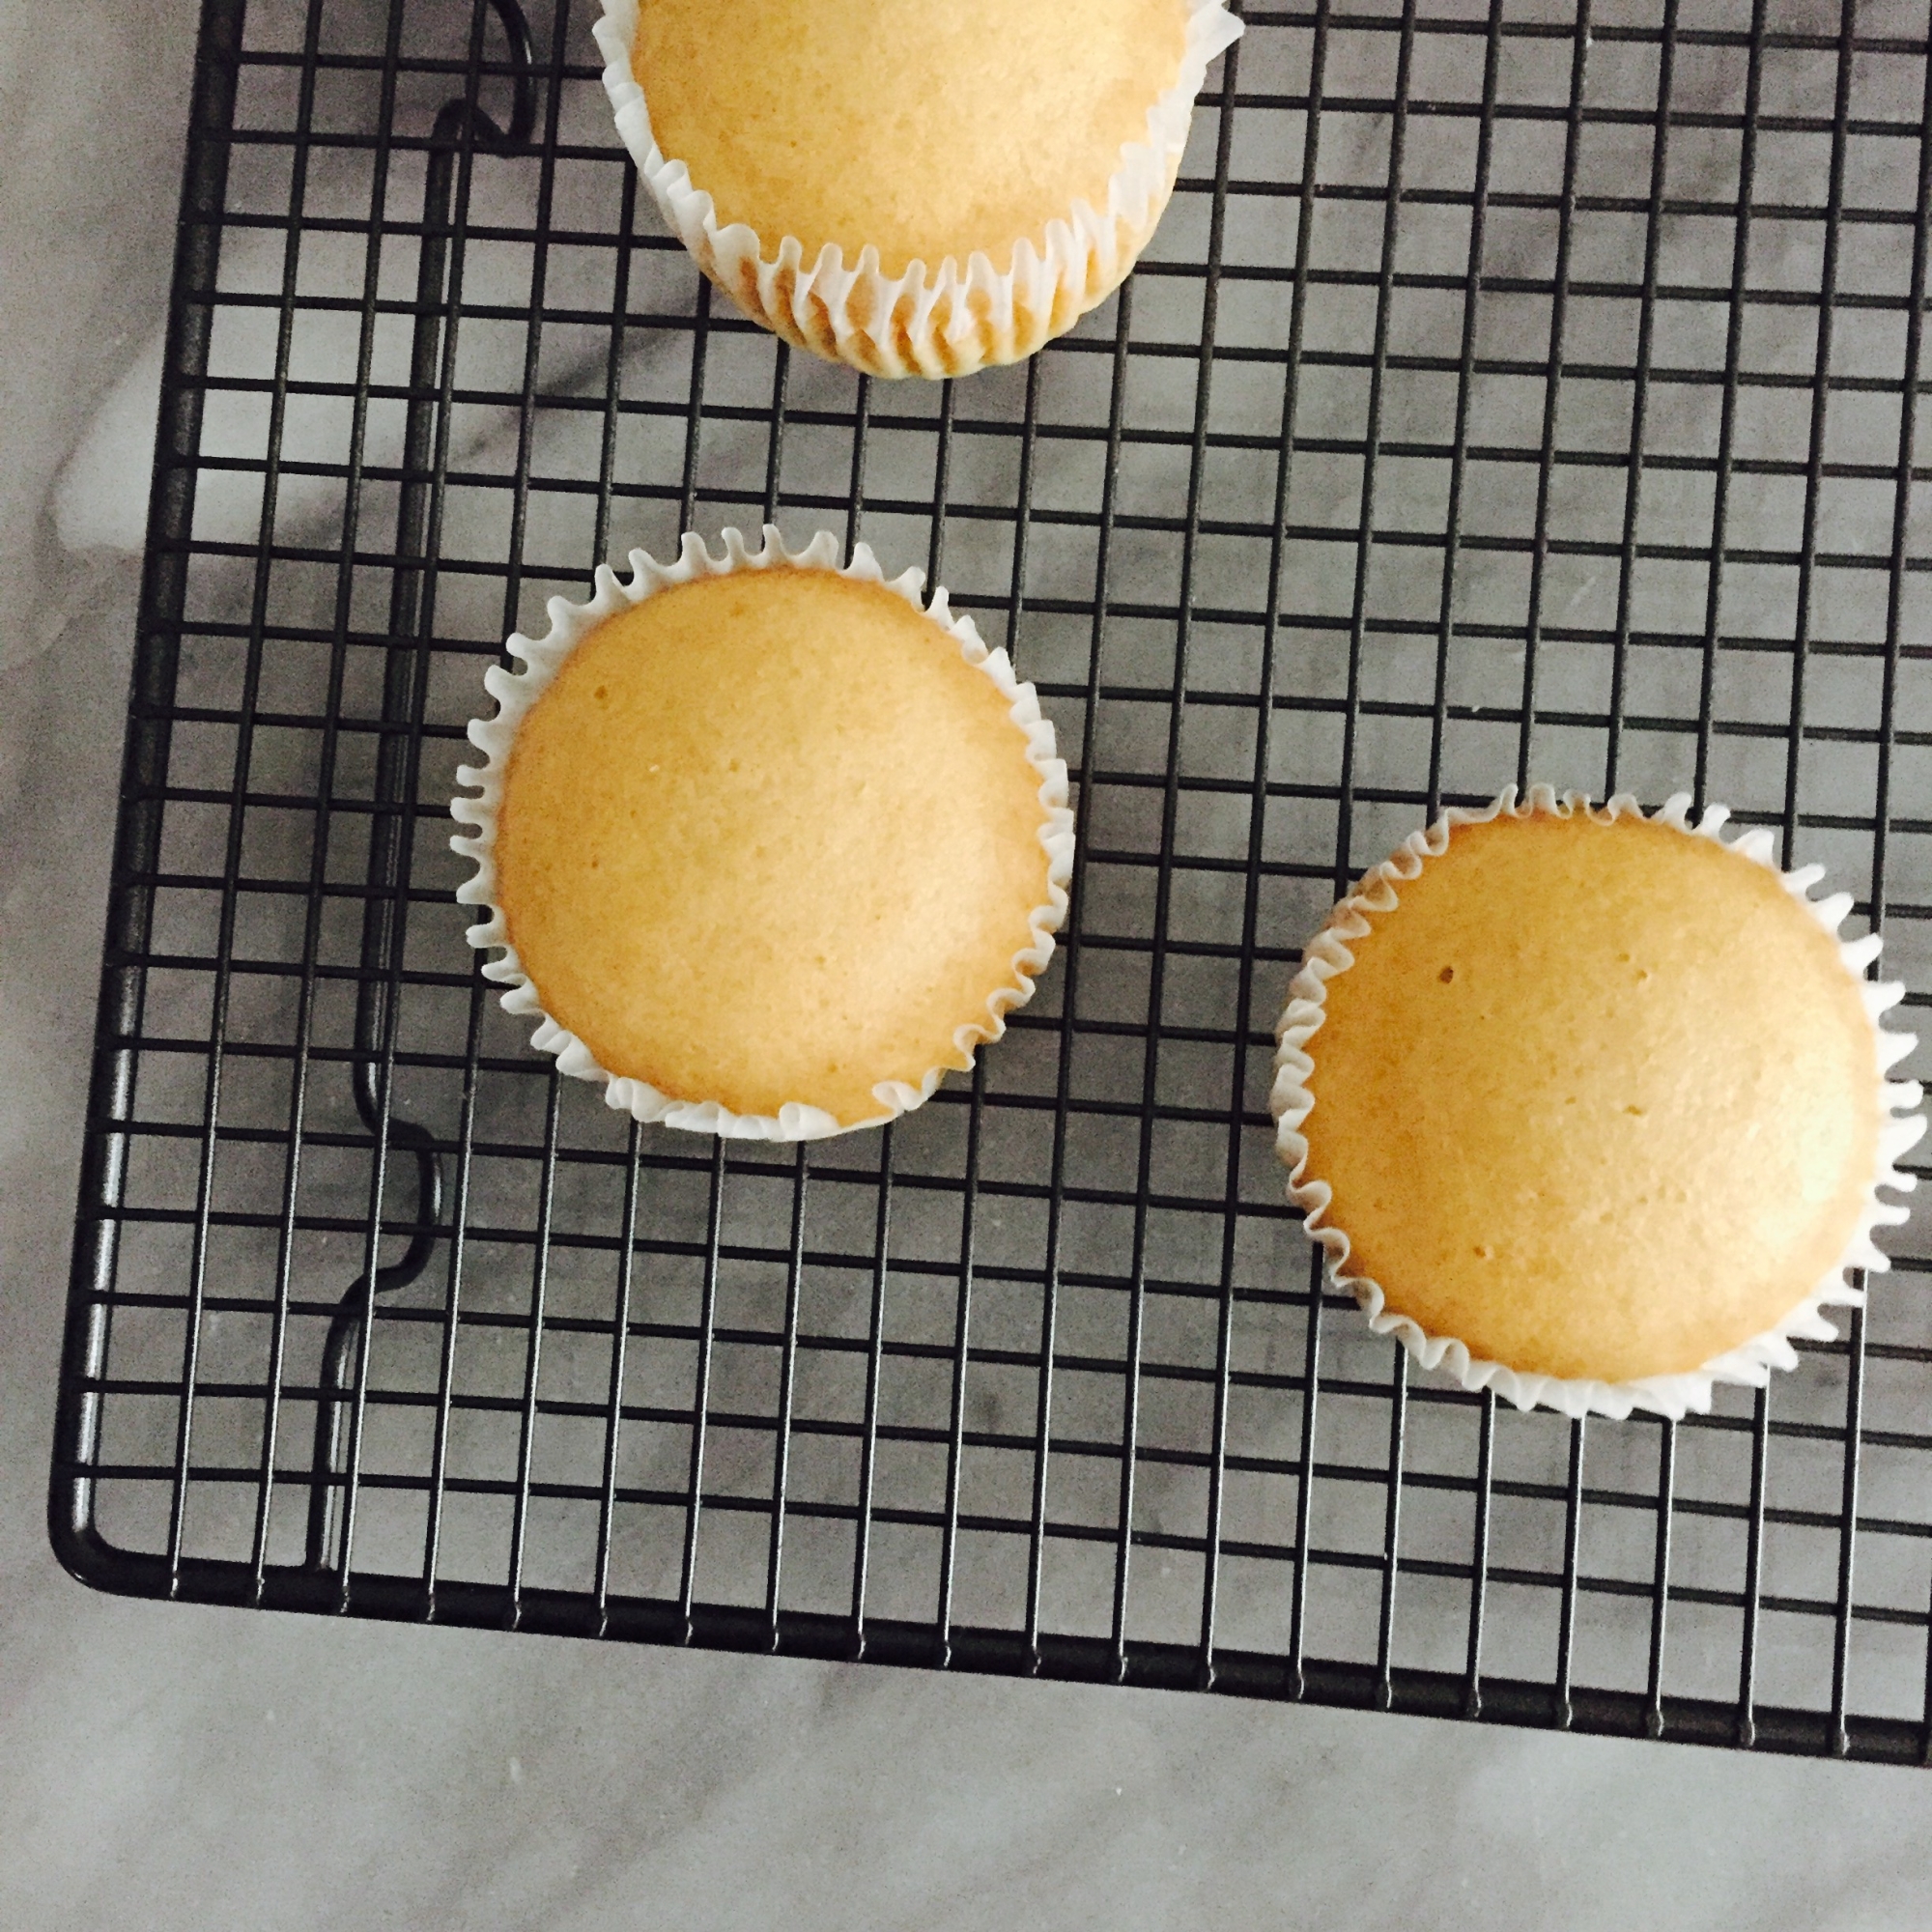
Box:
5, 2, 1932, 1924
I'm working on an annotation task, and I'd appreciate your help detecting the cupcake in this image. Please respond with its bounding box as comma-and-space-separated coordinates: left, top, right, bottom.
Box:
1270, 787, 1924, 1420
592, 0, 1243, 378
451, 526, 1074, 1139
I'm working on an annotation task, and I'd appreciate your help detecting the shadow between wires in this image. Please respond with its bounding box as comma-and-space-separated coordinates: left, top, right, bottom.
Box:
48, 0, 1932, 1765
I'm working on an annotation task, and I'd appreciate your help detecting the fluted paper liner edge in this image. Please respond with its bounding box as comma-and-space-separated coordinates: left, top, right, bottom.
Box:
451, 525, 1075, 1141
1268, 785, 1926, 1422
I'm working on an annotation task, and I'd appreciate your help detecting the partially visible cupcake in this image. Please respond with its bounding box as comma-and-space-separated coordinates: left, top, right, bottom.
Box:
1270, 787, 1923, 1420
593, 0, 1242, 377
451, 526, 1074, 1139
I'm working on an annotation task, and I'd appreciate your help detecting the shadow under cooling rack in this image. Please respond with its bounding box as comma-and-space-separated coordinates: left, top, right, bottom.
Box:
49, 0, 1932, 1767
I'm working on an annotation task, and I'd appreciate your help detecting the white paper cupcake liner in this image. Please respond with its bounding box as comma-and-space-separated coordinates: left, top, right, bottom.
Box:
591, 0, 1243, 378
450, 524, 1076, 1142
1269, 784, 1926, 1422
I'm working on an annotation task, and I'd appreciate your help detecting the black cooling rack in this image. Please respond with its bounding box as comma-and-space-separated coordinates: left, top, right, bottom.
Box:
51, 0, 1932, 1765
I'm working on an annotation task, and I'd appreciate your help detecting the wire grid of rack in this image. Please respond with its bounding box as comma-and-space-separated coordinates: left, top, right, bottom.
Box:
49, 0, 1932, 1765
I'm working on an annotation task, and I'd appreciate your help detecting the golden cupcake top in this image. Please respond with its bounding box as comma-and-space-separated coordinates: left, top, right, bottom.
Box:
489, 565, 1054, 1126
633, 0, 1190, 277
1294, 806, 1885, 1385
